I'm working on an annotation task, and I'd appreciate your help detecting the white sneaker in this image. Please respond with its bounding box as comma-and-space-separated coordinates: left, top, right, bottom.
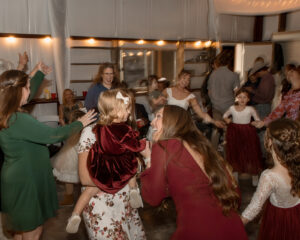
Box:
66, 214, 81, 234
129, 188, 143, 208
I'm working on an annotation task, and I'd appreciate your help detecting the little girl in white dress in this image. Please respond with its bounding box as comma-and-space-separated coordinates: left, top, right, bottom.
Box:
241, 118, 300, 240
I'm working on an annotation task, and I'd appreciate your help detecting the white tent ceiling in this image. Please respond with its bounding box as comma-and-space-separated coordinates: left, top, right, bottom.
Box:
214, 0, 300, 15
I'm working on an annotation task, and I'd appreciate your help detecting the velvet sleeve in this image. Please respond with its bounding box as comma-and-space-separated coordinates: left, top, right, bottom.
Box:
120, 130, 146, 152
140, 142, 169, 206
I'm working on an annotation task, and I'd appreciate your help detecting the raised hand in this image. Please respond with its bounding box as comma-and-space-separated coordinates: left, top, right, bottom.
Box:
37, 62, 52, 75
78, 110, 97, 127
17, 52, 29, 71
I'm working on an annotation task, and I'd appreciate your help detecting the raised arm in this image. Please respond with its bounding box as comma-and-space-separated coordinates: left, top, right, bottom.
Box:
12, 110, 96, 144
13, 113, 83, 144
17, 52, 28, 71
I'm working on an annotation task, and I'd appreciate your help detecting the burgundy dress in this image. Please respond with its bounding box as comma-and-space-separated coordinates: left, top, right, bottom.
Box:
88, 123, 146, 194
141, 139, 248, 240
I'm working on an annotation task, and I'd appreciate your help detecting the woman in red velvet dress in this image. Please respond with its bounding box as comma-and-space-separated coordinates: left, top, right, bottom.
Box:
140, 105, 247, 240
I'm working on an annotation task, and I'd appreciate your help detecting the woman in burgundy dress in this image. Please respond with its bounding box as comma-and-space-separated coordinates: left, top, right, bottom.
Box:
140, 105, 247, 240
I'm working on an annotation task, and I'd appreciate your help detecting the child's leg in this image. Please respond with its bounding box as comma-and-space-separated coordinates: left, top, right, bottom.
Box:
66, 186, 100, 234
128, 176, 143, 209
73, 186, 100, 215
128, 176, 137, 189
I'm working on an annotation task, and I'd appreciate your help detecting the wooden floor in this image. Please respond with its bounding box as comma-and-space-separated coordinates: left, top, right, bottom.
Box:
1, 176, 259, 240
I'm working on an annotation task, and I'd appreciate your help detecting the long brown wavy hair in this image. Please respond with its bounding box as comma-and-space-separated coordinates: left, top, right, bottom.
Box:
265, 118, 300, 198
93, 62, 120, 88
157, 105, 239, 215
0, 70, 28, 130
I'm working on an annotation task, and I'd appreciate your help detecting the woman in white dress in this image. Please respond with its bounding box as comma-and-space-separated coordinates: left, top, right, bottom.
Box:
77, 124, 146, 240
162, 69, 224, 128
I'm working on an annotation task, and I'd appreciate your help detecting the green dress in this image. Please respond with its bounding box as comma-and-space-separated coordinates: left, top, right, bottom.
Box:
0, 71, 83, 231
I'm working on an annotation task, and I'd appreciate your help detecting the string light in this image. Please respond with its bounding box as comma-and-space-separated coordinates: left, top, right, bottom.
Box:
204, 40, 212, 48
6, 36, 16, 43
128, 52, 134, 57
157, 40, 165, 46
137, 51, 143, 56
194, 41, 202, 47
87, 38, 95, 44
43, 37, 52, 43
146, 51, 152, 56
137, 39, 145, 45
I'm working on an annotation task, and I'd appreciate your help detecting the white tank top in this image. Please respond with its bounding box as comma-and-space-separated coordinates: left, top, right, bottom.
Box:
166, 88, 195, 110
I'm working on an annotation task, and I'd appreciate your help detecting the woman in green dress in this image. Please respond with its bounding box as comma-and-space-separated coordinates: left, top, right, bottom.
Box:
0, 64, 96, 240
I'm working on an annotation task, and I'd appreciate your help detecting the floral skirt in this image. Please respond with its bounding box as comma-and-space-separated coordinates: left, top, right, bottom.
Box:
258, 200, 300, 240
82, 185, 146, 240
226, 123, 262, 174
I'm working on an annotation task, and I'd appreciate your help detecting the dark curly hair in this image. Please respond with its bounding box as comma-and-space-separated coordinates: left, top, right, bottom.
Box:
265, 118, 300, 197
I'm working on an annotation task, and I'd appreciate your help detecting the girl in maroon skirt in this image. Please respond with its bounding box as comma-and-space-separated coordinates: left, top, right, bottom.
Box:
223, 88, 262, 184
242, 118, 300, 240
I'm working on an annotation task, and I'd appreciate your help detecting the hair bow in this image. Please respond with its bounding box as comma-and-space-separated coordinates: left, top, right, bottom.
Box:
116, 91, 129, 105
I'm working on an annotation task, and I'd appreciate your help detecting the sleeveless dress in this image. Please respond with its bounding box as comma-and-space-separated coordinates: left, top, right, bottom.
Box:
242, 169, 300, 240
223, 106, 262, 174
78, 125, 146, 240
141, 139, 248, 240
166, 88, 195, 110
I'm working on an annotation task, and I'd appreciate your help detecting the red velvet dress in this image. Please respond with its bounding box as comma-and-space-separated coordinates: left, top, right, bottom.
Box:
88, 123, 146, 194
140, 139, 248, 240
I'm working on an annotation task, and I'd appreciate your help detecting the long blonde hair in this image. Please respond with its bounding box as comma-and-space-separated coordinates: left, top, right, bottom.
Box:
158, 105, 239, 215
0, 70, 28, 130
97, 89, 132, 125
62, 88, 75, 106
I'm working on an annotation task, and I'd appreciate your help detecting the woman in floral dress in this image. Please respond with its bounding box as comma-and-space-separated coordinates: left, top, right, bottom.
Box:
77, 123, 146, 240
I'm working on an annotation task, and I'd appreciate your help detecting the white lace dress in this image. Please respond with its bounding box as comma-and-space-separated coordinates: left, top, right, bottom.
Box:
78, 125, 146, 240
242, 169, 300, 221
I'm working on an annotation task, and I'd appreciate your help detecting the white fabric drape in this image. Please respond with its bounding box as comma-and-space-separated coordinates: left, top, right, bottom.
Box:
214, 0, 300, 15
67, 0, 211, 40
48, 0, 70, 102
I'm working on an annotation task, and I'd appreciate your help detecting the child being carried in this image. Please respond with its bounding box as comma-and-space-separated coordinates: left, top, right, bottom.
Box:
66, 89, 148, 233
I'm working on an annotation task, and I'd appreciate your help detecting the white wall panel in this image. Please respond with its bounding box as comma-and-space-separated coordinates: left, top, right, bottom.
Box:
281, 41, 300, 66
0, 0, 50, 34
117, 0, 149, 38
263, 15, 279, 41
70, 48, 111, 63
67, 0, 117, 37
286, 10, 300, 31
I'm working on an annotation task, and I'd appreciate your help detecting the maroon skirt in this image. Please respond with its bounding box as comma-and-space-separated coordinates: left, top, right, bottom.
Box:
226, 123, 262, 174
258, 200, 300, 240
